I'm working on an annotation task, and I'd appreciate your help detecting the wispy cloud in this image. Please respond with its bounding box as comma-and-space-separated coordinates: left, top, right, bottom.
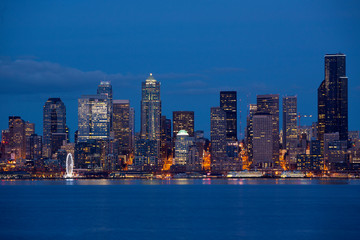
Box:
0, 58, 142, 95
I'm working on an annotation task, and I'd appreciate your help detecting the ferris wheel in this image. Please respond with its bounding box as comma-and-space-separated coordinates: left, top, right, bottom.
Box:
65, 153, 74, 178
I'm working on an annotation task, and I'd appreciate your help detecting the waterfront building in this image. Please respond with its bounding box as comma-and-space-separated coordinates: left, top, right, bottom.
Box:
257, 94, 280, 165
43, 98, 66, 158
296, 154, 323, 171
220, 91, 237, 141
318, 53, 348, 151
78, 94, 110, 142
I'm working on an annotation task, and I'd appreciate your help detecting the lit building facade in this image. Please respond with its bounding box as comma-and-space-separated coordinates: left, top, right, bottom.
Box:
174, 130, 193, 165
172, 111, 194, 138
9, 116, 26, 161
43, 98, 66, 158
138, 73, 161, 165
78, 95, 110, 142
97, 81, 113, 130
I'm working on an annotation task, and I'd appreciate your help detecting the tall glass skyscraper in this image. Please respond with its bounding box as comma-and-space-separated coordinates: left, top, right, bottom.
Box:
283, 96, 298, 151
43, 98, 66, 158
141, 73, 161, 141
97, 81, 113, 130
78, 95, 110, 142
318, 53, 348, 149
220, 91, 237, 141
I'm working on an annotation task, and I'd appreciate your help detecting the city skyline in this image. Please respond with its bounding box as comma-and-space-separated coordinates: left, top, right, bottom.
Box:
1, 1, 360, 139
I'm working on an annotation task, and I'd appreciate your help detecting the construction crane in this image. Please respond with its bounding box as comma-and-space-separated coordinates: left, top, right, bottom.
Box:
298, 113, 313, 127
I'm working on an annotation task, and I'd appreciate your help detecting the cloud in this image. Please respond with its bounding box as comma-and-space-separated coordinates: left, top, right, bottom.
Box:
0, 58, 141, 95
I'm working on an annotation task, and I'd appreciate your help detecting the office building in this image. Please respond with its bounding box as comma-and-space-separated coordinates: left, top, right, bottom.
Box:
113, 100, 132, 156
252, 113, 273, 168
173, 111, 194, 138
318, 53, 348, 150
78, 95, 110, 142
257, 94, 280, 165
43, 98, 66, 158
220, 91, 237, 141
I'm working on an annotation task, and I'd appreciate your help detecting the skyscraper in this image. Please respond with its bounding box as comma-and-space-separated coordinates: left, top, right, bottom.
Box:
113, 100, 131, 155
97, 81, 113, 130
25, 122, 35, 159
78, 95, 110, 142
210, 107, 226, 168
139, 73, 161, 163
246, 104, 257, 161
220, 91, 237, 141
172, 111, 195, 138
160, 115, 172, 162
257, 94, 280, 165
174, 130, 193, 165
283, 96, 298, 150
8, 116, 26, 161
318, 53, 348, 150
252, 113, 273, 168
43, 98, 66, 158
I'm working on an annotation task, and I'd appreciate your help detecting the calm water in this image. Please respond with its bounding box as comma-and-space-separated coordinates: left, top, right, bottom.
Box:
1, 179, 360, 240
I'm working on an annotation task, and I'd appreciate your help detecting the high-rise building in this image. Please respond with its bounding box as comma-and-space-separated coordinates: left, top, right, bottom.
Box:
174, 130, 193, 166
257, 94, 280, 165
97, 81, 113, 130
252, 113, 273, 168
210, 107, 226, 167
318, 53, 348, 150
113, 100, 131, 156
78, 95, 110, 142
246, 104, 257, 161
8, 116, 26, 161
172, 111, 194, 138
43, 98, 66, 158
129, 107, 135, 152
220, 91, 237, 141
29, 134, 42, 160
283, 96, 298, 150
160, 115, 172, 162
25, 122, 35, 159
138, 73, 161, 164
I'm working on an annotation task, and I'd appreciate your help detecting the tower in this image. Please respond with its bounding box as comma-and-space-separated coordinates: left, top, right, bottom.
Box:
220, 91, 237, 141
318, 53, 348, 150
256, 94, 280, 166
43, 98, 66, 158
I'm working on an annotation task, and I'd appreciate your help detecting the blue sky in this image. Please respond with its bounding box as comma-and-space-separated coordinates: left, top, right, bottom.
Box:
0, 0, 359, 139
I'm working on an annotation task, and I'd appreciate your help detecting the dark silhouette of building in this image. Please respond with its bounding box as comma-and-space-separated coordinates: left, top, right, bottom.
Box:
220, 91, 237, 141
318, 53, 348, 151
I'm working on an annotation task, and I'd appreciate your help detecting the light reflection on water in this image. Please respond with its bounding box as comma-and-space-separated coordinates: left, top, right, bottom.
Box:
1, 178, 359, 186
